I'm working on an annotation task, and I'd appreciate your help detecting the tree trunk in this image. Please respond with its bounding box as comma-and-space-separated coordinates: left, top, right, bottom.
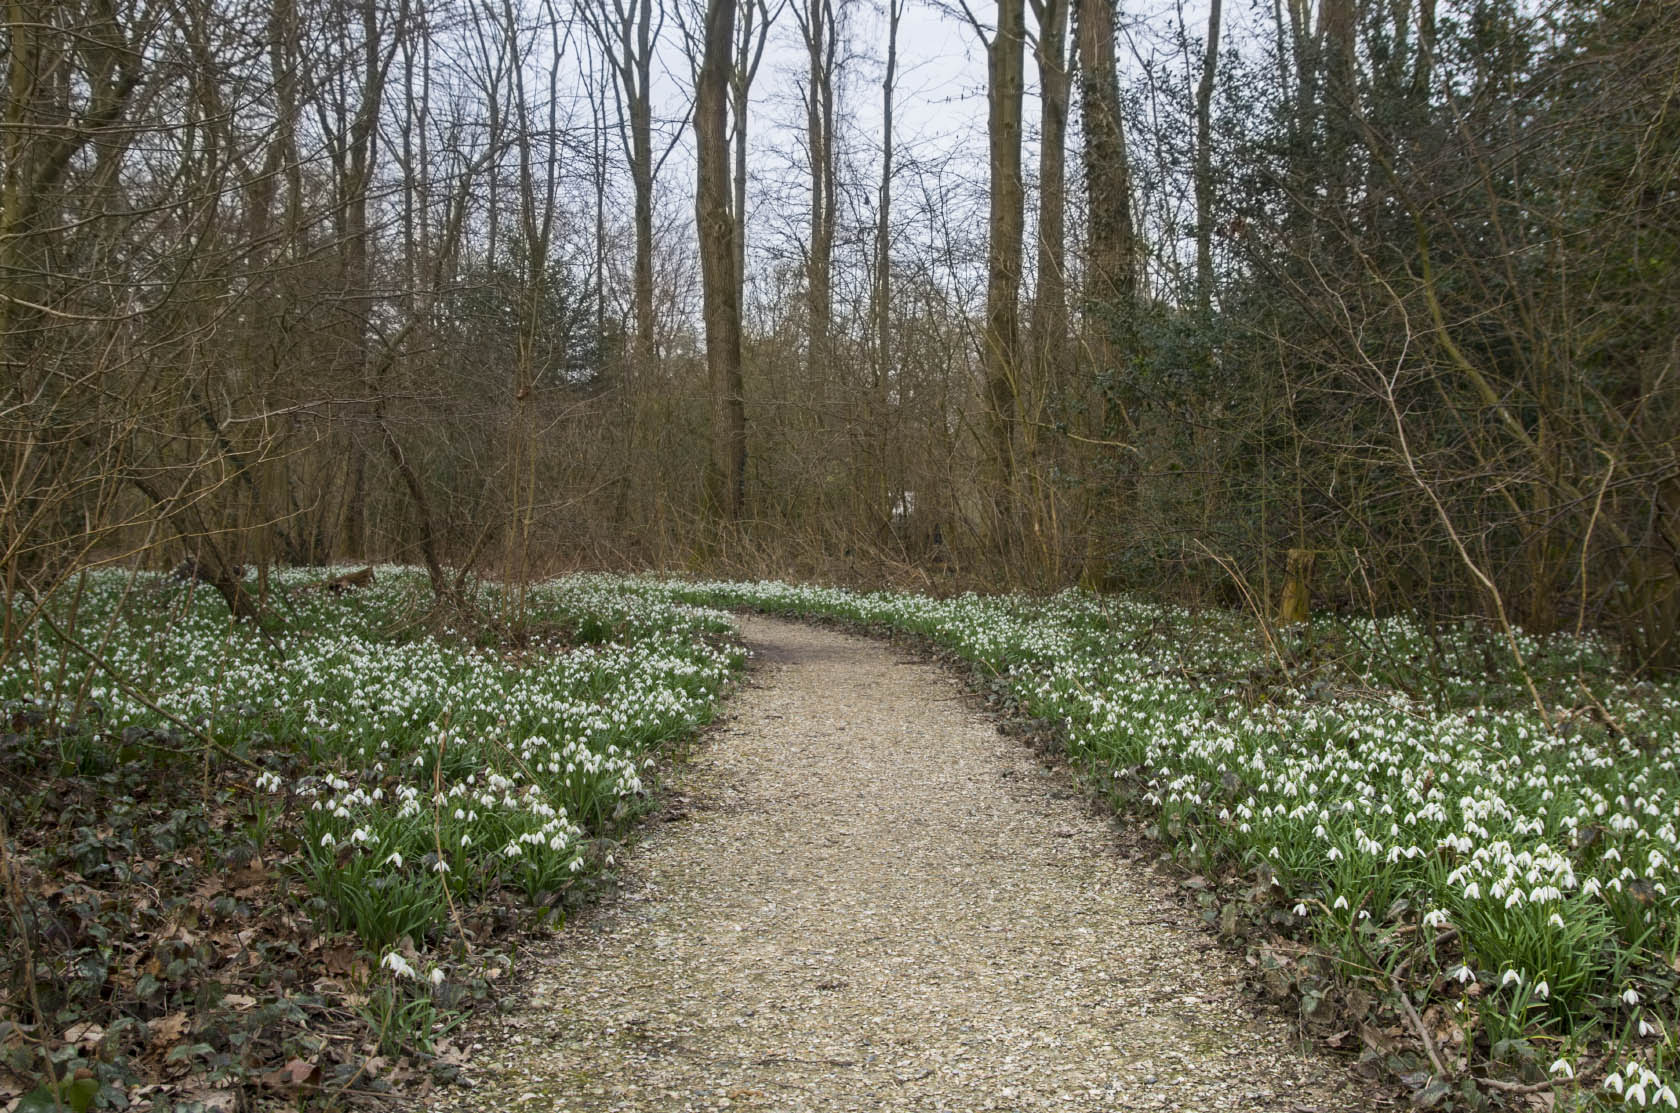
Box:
1075, 0, 1134, 587
983, 0, 1027, 521
1077, 0, 1134, 318
631, 0, 657, 364
800, 0, 836, 383
697, 0, 747, 520
730, 0, 775, 305
1029, 0, 1070, 393
1194, 0, 1222, 319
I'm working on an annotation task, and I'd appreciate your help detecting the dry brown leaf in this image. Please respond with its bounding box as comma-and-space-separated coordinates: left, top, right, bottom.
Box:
148, 1012, 189, 1048
62, 1022, 104, 1046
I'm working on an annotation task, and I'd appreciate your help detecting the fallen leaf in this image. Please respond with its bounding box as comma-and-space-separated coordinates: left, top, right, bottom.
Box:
62, 1022, 103, 1046
148, 1012, 189, 1048
181, 1085, 237, 1111
261, 1057, 320, 1091
321, 944, 358, 975
222, 994, 258, 1009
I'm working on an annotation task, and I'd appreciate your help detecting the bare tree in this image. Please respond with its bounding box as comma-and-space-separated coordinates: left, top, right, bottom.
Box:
1193, 0, 1221, 318
794, 0, 839, 384
580, 0, 668, 365
696, 0, 747, 520
732, 0, 781, 303
1028, 0, 1071, 391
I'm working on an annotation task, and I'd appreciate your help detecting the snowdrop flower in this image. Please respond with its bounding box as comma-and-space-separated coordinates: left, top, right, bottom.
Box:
1549, 1059, 1573, 1079
429, 967, 446, 987
1501, 969, 1521, 988
385, 852, 404, 868
1638, 1014, 1657, 1037
1655, 1084, 1677, 1108
1333, 895, 1349, 911
1623, 987, 1641, 1006
320, 833, 336, 848
1549, 912, 1566, 929
1533, 980, 1549, 1000
1293, 903, 1308, 916
1608, 1072, 1625, 1095
1452, 965, 1474, 985
1463, 881, 1481, 900
1422, 908, 1449, 929
382, 952, 417, 980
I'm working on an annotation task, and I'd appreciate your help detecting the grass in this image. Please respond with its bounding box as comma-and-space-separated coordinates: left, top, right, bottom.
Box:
638, 578, 1679, 1110
1, 568, 742, 1111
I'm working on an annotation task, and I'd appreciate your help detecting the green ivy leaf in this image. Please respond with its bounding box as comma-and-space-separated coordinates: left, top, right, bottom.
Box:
16, 1077, 101, 1113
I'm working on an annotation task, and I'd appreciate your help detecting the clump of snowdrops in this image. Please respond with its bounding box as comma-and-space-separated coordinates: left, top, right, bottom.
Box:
648, 577, 1678, 1109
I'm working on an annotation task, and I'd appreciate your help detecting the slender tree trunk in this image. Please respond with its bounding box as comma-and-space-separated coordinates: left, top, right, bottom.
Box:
1194, 0, 1222, 319
697, 0, 746, 520
984, 0, 1027, 527
873, 0, 903, 534
1030, 0, 1070, 387
582, 0, 661, 366
631, 0, 657, 363
874, 0, 901, 392
800, 0, 836, 383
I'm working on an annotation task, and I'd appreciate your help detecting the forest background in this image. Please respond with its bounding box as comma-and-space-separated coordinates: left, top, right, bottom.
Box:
3, 0, 1677, 670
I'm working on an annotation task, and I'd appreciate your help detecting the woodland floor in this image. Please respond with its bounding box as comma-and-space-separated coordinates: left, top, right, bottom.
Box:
429, 616, 1392, 1113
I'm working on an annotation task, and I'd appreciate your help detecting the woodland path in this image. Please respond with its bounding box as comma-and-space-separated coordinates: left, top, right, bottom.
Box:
433, 616, 1386, 1112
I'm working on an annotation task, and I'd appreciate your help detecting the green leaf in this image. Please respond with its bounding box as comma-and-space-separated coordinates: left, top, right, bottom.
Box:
16, 1077, 101, 1113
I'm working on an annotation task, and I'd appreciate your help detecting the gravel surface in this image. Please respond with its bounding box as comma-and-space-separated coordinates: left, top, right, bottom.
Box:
432, 616, 1389, 1112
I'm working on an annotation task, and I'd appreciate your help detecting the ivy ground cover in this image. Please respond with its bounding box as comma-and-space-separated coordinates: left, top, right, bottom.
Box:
1, 569, 740, 1110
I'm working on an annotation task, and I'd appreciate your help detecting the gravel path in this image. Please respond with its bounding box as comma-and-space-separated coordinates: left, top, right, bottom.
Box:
435, 616, 1386, 1112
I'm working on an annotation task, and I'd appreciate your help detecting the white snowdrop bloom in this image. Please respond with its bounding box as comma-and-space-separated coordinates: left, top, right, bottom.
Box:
1548, 912, 1566, 929
381, 952, 417, 980
1463, 881, 1481, 900
1656, 1085, 1678, 1108
1501, 969, 1521, 988
1549, 1059, 1574, 1079
320, 833, 336, 848
1533, 980, 1549, 1000
433, 859, 451, 874
1332, 895, 1349, 911
1326, 847, 1343, 861
385, 852, 404, 868
1623, 987, 1641, 1006
1293, 903, 1308, 916
1638, 1015, 1657, 1037
430, 967, 445, 987
1422, 909, 1449, 929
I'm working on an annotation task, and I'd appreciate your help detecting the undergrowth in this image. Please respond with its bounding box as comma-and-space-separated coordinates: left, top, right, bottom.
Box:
646, 578, 1679, 1112
0, 568, 741, 1112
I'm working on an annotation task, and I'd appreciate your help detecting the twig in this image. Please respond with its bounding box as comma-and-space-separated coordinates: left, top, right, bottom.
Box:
1396, 990, 1448, 1080
0, 812, 68, 1112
